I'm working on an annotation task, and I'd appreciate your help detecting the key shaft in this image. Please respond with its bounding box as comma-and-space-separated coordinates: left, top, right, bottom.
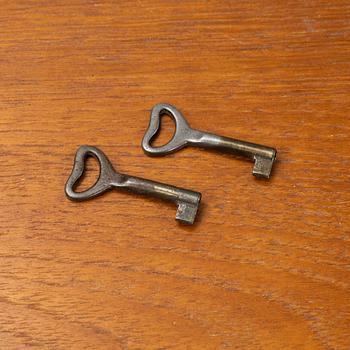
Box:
187, 129, 276, 178
112, 173, 201, 224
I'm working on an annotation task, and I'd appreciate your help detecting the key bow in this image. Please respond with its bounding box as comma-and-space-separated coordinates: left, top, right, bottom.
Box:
142, 103, 191, 156
65, 145, 116, 201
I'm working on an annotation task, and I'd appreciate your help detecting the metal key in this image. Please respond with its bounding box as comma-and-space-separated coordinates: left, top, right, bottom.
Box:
65, 145, 201, 224
142, 103, 277, 178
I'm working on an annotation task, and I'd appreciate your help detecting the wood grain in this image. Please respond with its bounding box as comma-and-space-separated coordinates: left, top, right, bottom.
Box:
1, 1, 349, 349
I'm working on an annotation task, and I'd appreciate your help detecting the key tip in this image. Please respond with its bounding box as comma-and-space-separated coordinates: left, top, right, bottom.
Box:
253, 155, 276, 179
176, 202, 199, 225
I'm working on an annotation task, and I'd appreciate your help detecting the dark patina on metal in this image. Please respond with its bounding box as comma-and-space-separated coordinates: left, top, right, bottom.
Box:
65, 145, 201, 224
142, 103, 277, 178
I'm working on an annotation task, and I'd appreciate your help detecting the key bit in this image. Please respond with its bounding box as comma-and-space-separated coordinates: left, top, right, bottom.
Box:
142, 103, 277, 178
65, 145, 201, 224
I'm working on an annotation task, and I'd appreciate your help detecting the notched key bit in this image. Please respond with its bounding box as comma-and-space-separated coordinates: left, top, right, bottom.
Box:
65, 145, 201, 224
142, 103, 277, 178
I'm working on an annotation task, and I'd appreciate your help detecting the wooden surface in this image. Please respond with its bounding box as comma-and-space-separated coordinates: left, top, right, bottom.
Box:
1, 1, 349, 349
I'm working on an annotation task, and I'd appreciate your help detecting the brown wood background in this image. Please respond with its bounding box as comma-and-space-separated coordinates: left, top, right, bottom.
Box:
1, 1, 349, 349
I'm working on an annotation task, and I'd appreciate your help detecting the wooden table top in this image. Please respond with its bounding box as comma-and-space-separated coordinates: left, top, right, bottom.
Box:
1, 1, 349, 349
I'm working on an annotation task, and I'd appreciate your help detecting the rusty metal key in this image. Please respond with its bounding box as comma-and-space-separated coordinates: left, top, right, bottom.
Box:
65, 145, 201, 224
142, 103, 277, 178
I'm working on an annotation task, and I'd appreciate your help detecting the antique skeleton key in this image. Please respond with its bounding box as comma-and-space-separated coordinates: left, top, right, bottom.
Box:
65, 145, 201, 224
142, 103, 277, 178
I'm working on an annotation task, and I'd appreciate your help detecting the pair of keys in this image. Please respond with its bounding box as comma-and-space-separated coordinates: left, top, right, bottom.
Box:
65, 103, 277, 224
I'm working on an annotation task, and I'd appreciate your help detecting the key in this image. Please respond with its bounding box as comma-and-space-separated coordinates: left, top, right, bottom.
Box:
65, 145, 201, 224
142, 103, 277, 178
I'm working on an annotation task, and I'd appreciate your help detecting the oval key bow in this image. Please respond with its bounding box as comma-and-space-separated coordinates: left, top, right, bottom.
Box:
65, 145, 116, 201
141, 103, 193, 156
